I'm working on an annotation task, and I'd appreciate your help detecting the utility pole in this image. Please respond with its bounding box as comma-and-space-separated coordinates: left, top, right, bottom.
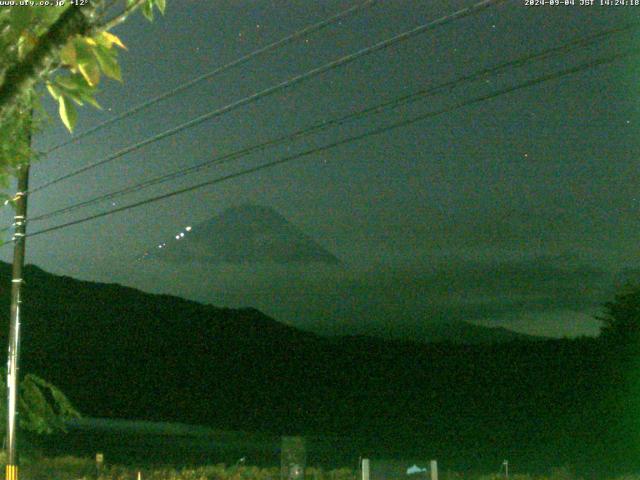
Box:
5, 138, 30, 480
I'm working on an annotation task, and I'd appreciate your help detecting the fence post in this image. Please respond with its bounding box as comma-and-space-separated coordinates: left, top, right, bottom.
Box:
430, 461, 437, 480
361, 459, 370, 480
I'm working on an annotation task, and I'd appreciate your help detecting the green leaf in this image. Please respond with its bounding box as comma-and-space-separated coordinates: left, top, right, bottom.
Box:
97, 31, 127, 50
79, 92, 101, 109
93, 45, 122, 82
58, 95, 77, 132
33, 5, 68, 28
9, 8, 33, 36
142, 0, 155, 21
55, 73, 85, 92
155, 0, 166, 14
73, 39, 101, 86
55, 74, 101, 109
16, 32, 37, 61
78, 61, 100, 87
73, 37, 94, 64
46, 82, 61, 101
59, 40, 77, 68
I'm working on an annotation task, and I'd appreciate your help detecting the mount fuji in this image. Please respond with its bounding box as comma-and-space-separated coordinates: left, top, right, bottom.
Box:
144, 204, 341, 265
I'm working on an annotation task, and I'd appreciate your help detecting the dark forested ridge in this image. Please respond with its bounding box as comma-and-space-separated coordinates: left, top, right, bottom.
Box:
0, 262, 636, 475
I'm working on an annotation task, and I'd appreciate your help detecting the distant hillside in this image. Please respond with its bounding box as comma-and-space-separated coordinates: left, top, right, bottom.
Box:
431, 320, 546, 343
0, 262, 629, 474
383, 320, 546, 344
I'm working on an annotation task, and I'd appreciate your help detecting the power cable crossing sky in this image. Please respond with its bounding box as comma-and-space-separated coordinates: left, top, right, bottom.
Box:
18, 21, 640, 229
27, 0, 504, 195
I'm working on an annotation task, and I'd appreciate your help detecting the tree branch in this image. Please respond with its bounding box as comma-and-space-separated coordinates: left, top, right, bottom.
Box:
0, 4, 99, 121
99, 0, 147, 32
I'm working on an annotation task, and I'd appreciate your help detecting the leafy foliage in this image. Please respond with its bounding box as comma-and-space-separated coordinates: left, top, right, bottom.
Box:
0, 7, 67, 75
0, 1, 167, 186
46, 30, 128, 132
0, 370, 80, 435
0, 93, 32, 202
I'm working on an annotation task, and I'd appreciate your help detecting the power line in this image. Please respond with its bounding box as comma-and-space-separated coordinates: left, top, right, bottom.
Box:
18, 48, 637, 243
29, 0, 505, 195
44, 0, 378, 156
25, 22, 639, 225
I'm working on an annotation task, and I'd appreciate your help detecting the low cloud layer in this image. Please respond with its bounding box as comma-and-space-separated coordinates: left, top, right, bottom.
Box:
102, 251, 621, 340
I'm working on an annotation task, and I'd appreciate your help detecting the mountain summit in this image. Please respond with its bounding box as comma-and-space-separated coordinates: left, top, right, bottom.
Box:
145, 204, 341, 265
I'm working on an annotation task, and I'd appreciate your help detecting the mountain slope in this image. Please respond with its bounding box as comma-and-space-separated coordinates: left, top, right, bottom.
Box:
402, 320, 546, 344
144, 204, 340, 265
0, 262, 621, 473
0, 261, 544, 424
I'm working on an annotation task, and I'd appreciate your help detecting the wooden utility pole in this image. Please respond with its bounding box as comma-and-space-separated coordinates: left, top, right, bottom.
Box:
5, 155, 30, 480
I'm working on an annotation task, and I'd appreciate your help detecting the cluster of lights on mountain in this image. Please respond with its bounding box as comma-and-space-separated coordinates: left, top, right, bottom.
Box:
138, 226, 192, 260
175, 225, 192, 240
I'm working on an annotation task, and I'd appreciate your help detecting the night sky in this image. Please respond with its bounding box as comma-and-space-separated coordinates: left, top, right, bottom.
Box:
3, 0, 639, 340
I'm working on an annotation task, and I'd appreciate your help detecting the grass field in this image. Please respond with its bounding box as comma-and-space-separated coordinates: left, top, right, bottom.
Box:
14, 456, 356, 480
6, 456, 640, 480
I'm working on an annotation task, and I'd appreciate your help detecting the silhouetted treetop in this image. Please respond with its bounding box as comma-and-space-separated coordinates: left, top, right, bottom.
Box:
599, 285, 640, 342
